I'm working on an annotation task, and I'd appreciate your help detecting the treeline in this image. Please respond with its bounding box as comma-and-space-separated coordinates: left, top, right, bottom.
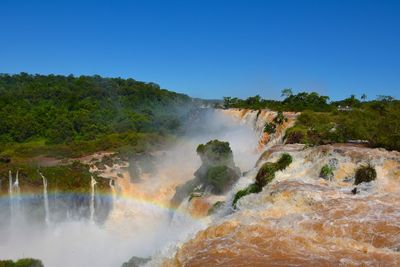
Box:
0, 73, 192, 158
223, 89, 400, 151
286, 100, 400, 151
222, 90, 332, 112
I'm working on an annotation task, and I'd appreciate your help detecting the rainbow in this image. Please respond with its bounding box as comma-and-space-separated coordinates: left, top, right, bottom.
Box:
0, 190, 206, 220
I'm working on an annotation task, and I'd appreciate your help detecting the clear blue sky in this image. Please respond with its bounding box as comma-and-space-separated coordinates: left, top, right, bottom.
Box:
1, 0, 399, 100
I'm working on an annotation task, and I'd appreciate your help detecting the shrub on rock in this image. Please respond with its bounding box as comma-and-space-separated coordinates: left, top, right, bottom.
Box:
354, 164, 377, 185
232, 153, 293, 208
255, 162, 276, 187
320, 164, 334, 180
196, 140, 233, 167
232, 183, 262, 208
206, 165, 239, 194
171, 139, 240, 209
276, 153, 293, 170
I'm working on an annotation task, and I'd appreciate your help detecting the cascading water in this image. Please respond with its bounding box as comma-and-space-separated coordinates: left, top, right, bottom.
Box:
39, 172, 50, 224
10, 108, 392, 267
13, 170, 20, 217
90, 176, 97, 223
109, 179, 117, 202
8, 170, 13, 196
8, 170, 13, 218
161, 144, 400, 266
217, 108, 298, 151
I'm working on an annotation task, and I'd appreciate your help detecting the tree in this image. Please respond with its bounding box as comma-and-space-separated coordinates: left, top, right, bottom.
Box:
361, 93, 367, 102
376, 95, 395, 102
281, 88, 293, 98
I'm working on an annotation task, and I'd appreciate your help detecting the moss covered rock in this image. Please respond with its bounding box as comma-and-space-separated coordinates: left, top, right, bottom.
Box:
206, 165, 240, 194
232, 183, 262, 208
171, 140, 240, 209
196, 140, 235, 167
121, 256, 150, 267
276, 153, 293, 170
232, 153, 293, 208
255, 162, 276, 187
320, 164, 334, 180
207, 201, 225, 215
354, 164, 377, 185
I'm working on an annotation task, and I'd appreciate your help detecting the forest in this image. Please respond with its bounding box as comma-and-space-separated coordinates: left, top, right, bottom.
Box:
0, 73, 193, 159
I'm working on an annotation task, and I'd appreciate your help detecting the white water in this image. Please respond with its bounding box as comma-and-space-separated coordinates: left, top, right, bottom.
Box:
90, 176, 97, 223
109, 179, 117, 203
161, 144, 400, 266
0, 109, 263, 267
8, 170, 13, 219
39, 172, 50, 224
8, 170, 13, 196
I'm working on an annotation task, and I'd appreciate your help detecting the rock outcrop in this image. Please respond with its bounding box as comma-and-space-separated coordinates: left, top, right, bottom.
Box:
170, 140, 240, 213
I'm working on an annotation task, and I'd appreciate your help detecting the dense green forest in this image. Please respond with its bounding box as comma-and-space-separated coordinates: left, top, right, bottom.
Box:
0, 73, 193, 158
222, 90, 400, 151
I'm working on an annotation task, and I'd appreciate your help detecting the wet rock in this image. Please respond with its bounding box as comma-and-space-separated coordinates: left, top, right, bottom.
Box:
351, 187, 358, 194
121, 256, 151, 267
328, 158, 339, 168
319, 164, 334, 180
170, 140, 240, 209
343, 177, 353, 183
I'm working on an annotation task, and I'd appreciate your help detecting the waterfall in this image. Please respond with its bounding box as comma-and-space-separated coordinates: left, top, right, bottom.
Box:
8, 170, 13, 196
39, 172, 50, 224
109, 179, 117, 202
9, 170, 13, 218
90, 176, 97, 223
13, 170, 20, 214
13, 170, 20, 192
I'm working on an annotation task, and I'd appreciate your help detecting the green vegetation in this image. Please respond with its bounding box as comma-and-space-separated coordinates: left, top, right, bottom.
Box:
276, 153, 293, 170
232, 153, 292, 208
354, 164, 377, 185
0, 73, 193, 193
207, 201, 225, 215
171, 140, 241, 208
263, 111, 287, 134
0, 73, 191, 159
196, 140, 233, 166
222, 90, 399, 152
121, 256, 151, 267
0, 161, 109, 195
223, 91, 331, 112
206, 165, 237, 194
0, 258, 43, 267
320, 164, 334, 180
232, 183, 261, 207
255, 162, 276, 187
263, 123, 276, 134
285, 100, 400, 151
194, 140, 241, 194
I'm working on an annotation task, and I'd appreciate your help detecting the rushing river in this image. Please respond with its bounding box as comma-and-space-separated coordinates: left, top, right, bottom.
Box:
162, 143, 400, 266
